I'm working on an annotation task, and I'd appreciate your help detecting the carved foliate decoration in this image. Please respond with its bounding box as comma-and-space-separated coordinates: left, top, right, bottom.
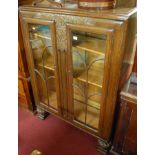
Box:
50, 14, 94, 51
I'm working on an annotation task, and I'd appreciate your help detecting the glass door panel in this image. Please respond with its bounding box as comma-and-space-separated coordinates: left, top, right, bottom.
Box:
73, 80, 86, 123
71, 31, 106, 130
28, 24, 58, 110
86, 106, 100, 129
74, 101, 86, 123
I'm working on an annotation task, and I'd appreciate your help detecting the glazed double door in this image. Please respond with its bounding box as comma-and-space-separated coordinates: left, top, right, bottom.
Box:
21, 18, 114, 135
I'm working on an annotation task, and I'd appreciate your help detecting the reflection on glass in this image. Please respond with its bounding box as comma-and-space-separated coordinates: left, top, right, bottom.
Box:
72, 31, 106, 129
29, 24, 57, 110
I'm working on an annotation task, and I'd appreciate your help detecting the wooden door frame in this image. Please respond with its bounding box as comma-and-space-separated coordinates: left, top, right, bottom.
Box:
66, 23, 114, 136
19, 16, 61, 114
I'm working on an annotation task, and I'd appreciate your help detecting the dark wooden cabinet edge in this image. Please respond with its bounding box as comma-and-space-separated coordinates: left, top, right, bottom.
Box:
18, 76, 36, 111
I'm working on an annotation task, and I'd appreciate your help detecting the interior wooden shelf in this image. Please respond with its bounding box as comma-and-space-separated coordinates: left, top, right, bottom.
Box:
74, 100, 100, 129
34, 33, 51, 40
87, 99, 100, 110
38, 56, 55, 71
75, 68, 103, 88
30, 38, 40, 42
74, 94, 100, 110
73, 37, 106, 56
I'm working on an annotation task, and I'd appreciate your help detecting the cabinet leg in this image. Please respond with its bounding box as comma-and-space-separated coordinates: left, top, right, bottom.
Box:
97, 139, 111, 154
37, 106, 48, 120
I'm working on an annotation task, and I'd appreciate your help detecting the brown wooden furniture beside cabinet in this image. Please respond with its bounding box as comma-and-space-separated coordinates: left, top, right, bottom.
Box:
18, 0, 33, 6
132, 49, 137, 74
78, 0, 116, 10
116, 0, 137, 8
18, 17, 35, 111
112, 74, 137, 155
19, 2, 136, 153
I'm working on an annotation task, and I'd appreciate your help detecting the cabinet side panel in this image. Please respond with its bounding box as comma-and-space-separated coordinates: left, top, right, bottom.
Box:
119, 13, 137, 90
123, 13, 137, 65
100, 22, 128, 140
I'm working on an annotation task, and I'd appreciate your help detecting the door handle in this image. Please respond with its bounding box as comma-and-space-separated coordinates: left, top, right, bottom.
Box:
19, 76, 31, 82
54, 65, 57, 70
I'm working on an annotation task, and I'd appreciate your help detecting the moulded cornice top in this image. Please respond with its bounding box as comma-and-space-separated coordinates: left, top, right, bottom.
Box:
19, 5, 137, 21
